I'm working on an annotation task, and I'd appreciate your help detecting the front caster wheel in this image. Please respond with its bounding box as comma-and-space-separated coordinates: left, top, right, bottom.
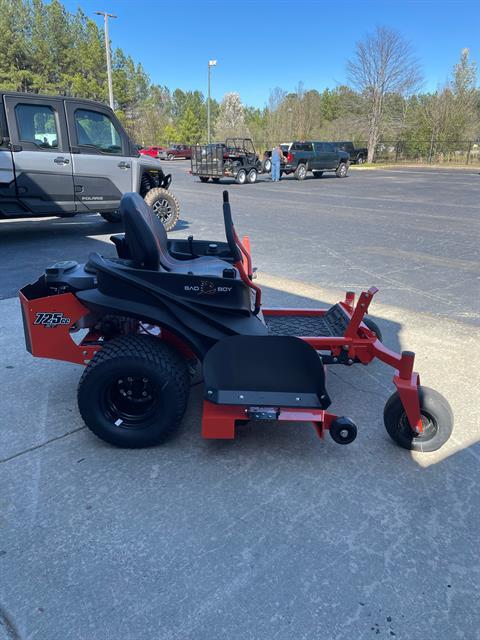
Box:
384, 386, 453, 452
78, 335, 190, 448
329, 417, 357, 445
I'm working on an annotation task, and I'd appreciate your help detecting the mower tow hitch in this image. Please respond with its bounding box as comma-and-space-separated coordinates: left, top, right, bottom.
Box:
247, 407, 280, 420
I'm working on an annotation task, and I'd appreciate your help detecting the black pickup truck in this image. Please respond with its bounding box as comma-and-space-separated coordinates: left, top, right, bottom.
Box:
333, 141, 368, 164
282, 141, 350, 180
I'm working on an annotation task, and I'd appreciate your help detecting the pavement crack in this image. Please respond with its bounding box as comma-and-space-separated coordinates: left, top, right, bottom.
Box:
0, 605, 21, 640
0, 427, 86, 464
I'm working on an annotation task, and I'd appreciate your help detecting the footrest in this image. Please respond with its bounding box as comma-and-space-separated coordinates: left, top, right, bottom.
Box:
265, 305, 349, 338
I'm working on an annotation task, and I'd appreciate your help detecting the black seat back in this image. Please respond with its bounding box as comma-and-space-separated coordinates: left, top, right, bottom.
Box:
120, 193, 163, 269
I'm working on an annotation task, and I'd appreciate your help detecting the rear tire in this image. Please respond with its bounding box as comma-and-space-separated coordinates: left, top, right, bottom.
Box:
336, 162, 348, 178
384, 386, 453, 452
211, 177, 221, 183
144, 187, 180, 231
199, 176, 210, 183
236, 169, 247, 184
78, 335, 190, 448
294, 164, 307, 180
101, 211, 122, 223
357, 155, 364, 164
247, 168, 257, 184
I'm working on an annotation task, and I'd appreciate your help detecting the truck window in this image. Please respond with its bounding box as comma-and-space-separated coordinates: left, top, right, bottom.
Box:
15, 104, 59, 149
323, 143, 334, 152
74, 109, 122, 154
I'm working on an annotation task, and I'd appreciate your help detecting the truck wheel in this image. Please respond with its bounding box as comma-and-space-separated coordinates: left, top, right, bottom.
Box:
263, 158, 272, 173
336, 163, 348, 178
78, 335, 190, 448
236, 169, 247, 184
294, 164, 307, 180
247, 169, 257, 184
357, 155, 364, 164
101, 211, 122, 223
199, 176, 210, 183
167, 154, 175, 161
312, 171, 323, 178
383, 386, 453, 452
144, 187, 180, 232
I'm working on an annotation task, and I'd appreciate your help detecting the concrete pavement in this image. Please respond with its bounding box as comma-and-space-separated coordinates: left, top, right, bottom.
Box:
0, 166, 479, 639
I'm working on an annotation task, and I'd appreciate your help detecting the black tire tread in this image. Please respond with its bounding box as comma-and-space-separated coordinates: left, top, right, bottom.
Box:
144, 187, 180, 231
78, 335, 190, 447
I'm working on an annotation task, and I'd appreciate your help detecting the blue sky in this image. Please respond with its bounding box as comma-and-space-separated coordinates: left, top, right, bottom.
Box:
63, 0, 479, 107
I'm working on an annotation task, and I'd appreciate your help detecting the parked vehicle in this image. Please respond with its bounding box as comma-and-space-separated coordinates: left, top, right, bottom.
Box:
333, 141, 368, 164
282, 141, 350, 180
159, 144, 192, 160
139, 145, 165, 158
0, 92, 180, 230
191, 138, 262, 184
263, 142, 291, 173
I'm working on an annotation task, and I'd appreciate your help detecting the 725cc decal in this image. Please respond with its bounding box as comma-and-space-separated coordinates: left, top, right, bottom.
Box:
34, 312, 71, 327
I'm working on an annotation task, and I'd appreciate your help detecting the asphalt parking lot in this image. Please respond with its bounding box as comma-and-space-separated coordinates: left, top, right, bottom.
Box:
1, 164, 479, 639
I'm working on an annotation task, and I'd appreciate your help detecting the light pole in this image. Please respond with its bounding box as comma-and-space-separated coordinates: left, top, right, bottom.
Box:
95, 11, 117, 109
207, 59, 217, 144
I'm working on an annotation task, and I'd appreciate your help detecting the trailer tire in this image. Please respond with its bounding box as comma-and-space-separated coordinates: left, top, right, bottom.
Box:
384, 386, 453, 452
211, 177, 221, 183
78, 335, 190, 448
294, 163, 307, 180
247, 169, 257, 184
101, 211, 122, 223
199, 176, 210, 183
236, 169, 247, 184
144, 187, 180, 231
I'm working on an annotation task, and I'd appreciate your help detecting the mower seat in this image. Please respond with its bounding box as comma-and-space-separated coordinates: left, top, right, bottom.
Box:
120, 193, 236, 278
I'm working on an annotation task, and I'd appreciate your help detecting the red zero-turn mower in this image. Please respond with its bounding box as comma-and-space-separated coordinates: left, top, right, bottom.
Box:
20, 192, 453, 452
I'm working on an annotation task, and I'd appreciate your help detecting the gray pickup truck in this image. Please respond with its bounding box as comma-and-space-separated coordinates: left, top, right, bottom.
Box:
282, 141, 350, 180
0, 91, 180, 229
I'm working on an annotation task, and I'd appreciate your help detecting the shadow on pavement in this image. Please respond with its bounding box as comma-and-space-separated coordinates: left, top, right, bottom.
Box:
0, 214, 191, 298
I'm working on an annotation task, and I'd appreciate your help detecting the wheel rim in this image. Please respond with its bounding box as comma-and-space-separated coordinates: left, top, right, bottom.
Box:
341, 165, 347, 176
399, 411, 438, 441
102, 375, 159, 427
152, 198, 173, 223
299, 166, 306, 178
248, 171, 256, 183
238, 171, 246, 183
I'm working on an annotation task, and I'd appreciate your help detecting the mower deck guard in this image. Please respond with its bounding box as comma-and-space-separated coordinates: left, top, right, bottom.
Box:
203, 335, 331, 409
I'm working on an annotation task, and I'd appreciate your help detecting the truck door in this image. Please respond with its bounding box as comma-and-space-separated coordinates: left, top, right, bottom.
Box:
318, 142, 338, 169
65, 102, 133, 213
0, 100, 17, 215
3, 95, 74, 214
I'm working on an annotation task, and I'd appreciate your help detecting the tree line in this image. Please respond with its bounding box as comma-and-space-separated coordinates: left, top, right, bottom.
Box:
1, 1, 478, 161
